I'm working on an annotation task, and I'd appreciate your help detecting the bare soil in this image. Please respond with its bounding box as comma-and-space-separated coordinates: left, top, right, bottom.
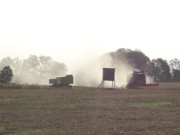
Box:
0, 83, 180, 135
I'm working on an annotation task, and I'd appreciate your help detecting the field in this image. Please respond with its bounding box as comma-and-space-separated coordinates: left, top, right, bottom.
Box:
0, 83, 180, 135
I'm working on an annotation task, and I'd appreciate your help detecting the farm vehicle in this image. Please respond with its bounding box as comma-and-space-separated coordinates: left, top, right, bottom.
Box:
49, 75, 73, 87
126, 71, 158, 89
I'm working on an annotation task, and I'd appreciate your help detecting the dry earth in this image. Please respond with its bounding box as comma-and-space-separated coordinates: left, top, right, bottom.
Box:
0, 83, 180, 135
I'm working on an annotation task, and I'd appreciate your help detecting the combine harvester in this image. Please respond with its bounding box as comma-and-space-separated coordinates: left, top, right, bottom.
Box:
49, 75, 73, 87
126, 71, 158, 89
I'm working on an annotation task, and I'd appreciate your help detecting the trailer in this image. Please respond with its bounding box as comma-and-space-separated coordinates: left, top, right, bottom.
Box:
49, 75, 73, 87
126, 71, 158, 89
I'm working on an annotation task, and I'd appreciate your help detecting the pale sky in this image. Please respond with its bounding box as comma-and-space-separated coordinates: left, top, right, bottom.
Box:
0, 0, 180, 69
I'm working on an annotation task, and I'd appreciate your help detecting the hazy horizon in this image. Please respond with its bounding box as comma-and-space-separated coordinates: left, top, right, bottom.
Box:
1, 0, 180, 72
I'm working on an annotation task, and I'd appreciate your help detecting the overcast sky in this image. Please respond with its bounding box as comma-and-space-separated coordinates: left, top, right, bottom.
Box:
0, 0, 180, 69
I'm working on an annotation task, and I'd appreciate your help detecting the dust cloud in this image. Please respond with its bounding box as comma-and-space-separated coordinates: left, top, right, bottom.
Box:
0, 56, 67, 85
0, 53, 134, 87
73, 53, 134, 88
0, 49, 142, 88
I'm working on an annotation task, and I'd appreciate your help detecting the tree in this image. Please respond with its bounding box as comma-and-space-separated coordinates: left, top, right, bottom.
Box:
146, 61, 156, 79
0, 66, 13, 83
151, 58, 172, 82
110, 48, 150, 71
169, 58, 180, 70
168, 59, 180, 82
21, 55, 67, 84
172, 69, 180, 82
0, 55, 67, 84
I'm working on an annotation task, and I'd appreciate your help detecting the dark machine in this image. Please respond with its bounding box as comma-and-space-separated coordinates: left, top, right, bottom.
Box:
126, 71, 158, 88
49, 75, 73, 87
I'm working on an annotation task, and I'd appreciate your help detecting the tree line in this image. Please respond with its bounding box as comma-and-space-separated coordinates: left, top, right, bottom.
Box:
109, 48, 180, 82
0, 55, 67, 84
0, 48, 179, 84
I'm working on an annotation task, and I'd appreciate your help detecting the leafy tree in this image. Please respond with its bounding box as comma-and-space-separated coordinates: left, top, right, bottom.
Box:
151, 58, 172, 82
169, 58, 180, 81
0, 57, 12, 68
146, 61, 156, 79
23, 55, 39, 72
172, 69, 180, 82
102, 48, 173, 82
0, 66, 13, 83
169, 58, 180, 70
21, 55, 67, 84
110, 48, 150, 71
0, 55, 67, 84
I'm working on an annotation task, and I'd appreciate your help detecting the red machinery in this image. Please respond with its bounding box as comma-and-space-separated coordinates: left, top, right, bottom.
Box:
126, 71, 158, 88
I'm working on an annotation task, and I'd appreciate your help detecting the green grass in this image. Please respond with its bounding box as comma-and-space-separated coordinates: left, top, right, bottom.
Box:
0, 85, 180, 135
